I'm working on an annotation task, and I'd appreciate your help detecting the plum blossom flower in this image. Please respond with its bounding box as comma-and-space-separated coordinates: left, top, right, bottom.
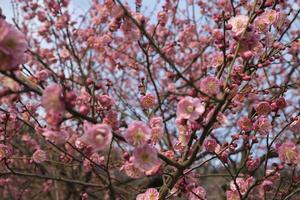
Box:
174, 133, 191, 151
200, 76, 221, 95
98, 94, 115, 108
103, 111, 120, 130
238, 116, 253, 132
132, 144, 160, 172
228, 15, 249, 35
150, 116, 163, 128
276, 141, 299, 164
136, 188, 159, 200
226, 190, 240, 200
204, 138, 218, 153
290, 117, 300, 133
238, 31, 263, 58
42, 84, 65, 113
255, 117, 271, 135
83, 153, 105, 172
205, 107, 228, 127
36, 70, 50, 82
230, 177, 254, 195
42, 129, 69, 144
255, 101, 271, 116
188, 186, 207, 200
0, 19, 27, 70
32, 149, 47, 163
149, 117, 164, 143
254, 10, 279, 32
176, 97, 204, 121
275, 97, 287, 109
80, 123, 113, 152
261, 180, 273, 191
246, 157, 260, 171
124, 121, 151, 147
140, 94, 156, 109
122, 159, 144, 179
0, 144, 12, 161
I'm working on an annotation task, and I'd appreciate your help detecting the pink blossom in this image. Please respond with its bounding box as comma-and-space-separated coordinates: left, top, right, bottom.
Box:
176, 118, 191, 135
276, 141, 299, 164
36, 70, 50, 82
45, 111, 64, 127
122, 160, 144, 179
238, 31, 263, 57
176, 97, 204, 121
290, 117, 300, 133
83, 153, 105, 172
254, 10, 279, 32
42, 84, 65, 113
238, 116, 253, 132
150, 116, 164, 128
200, 76, 221, 95
204, 138, 218, 153
275, 97, 287, 109
226, 190, 240, 200
255, 101, 271, 116
136, 188, 159, 200
150, 127, 164, 144
42, 129, 70, 144
98, 94, 115, 108
174, 133, 191, 151
246, 157, 260, 171
205, 107, 228, 127
132, 144, 160, 172
189, 186, 207, 200
124, 121, 151, 147
80, 123, 113, 152
0, 19, 27, 70
230, 177, 254, 195
228, 15, 249, 35
0, 144, 11, 161
255, 117, 271, 135
261, 180, 273, 191
32, 149, 47, 163
103, 111, 120, 130
140, 94, 156, 109
149, 117, 164, 143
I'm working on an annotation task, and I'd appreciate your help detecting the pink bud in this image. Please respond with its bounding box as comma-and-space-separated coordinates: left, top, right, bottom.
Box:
262, 180, 273, 191
79, 105, 90, 115
204, 139, 218, 153
275, 97, 287, 109
32, 149, 47, 164
241, 51, 253, 60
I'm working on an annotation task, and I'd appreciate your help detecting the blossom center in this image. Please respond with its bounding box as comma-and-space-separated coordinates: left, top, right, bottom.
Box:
5, 38, 17, 49
186, 105, 194, 113
95, 133, 104, 144
207, 82, 216, 91
134, 129, 145, 144
285, 149, 296, 161
0, 149, 4, 159
140, 153, 149, 162
236, 21, 244, 29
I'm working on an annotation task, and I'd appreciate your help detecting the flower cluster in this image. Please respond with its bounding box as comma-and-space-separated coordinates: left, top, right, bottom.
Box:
0, 1, 299, 199
0, 19, 27, 70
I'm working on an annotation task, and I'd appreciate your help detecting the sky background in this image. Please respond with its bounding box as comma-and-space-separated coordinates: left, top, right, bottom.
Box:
0, 0, 163, 22
1, 0, 91, 21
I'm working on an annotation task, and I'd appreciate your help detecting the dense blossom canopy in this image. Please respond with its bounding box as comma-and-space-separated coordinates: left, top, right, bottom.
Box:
0, 0, 300, 199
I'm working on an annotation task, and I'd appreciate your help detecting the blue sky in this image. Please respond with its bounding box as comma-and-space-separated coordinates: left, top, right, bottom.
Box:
0, 0, 162, 22
1, 0, 90, 21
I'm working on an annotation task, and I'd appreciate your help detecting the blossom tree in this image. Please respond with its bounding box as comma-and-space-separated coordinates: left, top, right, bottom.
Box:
0, 0, 300, 199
